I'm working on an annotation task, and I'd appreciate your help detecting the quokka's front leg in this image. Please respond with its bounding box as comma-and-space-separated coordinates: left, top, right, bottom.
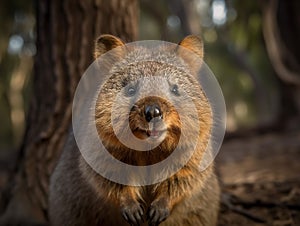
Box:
147, 171, 193, 225
118, 186, 145, 225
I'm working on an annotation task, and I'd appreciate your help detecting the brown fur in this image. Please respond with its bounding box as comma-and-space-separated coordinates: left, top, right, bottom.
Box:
49, 35, 220, 226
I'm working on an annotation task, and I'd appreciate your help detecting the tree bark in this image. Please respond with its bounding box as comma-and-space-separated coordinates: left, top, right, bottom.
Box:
1, 0, 138, 224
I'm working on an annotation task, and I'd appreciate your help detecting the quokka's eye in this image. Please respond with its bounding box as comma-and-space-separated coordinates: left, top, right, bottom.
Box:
126, 86, 136, 96
171, 84, 180, 96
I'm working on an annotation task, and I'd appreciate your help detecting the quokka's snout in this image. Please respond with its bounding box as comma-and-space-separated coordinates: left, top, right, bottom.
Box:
129, 96, 172, 140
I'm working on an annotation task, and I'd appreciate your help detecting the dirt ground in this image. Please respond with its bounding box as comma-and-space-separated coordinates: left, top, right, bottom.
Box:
216, 130, 300, 226
0, 130, 299, 225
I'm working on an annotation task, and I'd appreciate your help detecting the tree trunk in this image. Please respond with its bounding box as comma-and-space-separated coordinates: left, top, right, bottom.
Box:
1, 0, 138, 224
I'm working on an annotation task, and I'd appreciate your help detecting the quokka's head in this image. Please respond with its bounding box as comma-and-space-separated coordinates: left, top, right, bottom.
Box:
94, 35, 212, 155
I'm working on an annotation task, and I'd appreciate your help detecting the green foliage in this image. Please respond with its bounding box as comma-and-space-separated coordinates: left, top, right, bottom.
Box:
139, 0, 277, 130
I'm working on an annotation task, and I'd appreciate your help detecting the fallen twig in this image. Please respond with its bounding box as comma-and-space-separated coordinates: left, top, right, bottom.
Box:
221, 193, 269, 224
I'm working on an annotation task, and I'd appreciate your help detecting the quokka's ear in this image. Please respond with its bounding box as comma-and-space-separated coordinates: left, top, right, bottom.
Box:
177, 35, 204, 74
178, 35, 204, 59
94, 34, 125, 59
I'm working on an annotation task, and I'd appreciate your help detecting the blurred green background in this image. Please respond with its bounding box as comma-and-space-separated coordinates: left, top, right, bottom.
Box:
0, 0, 278, 150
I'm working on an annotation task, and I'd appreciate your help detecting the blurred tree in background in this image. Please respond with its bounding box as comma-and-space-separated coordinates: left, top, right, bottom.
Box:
0, 0, 35, 150
263, 0, 300, 126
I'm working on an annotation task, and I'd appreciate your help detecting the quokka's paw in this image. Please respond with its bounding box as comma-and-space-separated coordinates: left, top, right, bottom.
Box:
148, 198, 170, 226
121, 201, 144, 226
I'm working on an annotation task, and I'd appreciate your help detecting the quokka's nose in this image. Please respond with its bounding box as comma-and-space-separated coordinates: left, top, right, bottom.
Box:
144, 104, 162, 122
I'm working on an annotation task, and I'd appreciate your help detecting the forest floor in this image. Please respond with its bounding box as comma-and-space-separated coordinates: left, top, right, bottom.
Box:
217, 130, 300, 226
0, 129, 299, 225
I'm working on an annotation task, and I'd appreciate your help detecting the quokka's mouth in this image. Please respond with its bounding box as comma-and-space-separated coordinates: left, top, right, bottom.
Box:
133, 128, 167, 140
146, 129, 167, 138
